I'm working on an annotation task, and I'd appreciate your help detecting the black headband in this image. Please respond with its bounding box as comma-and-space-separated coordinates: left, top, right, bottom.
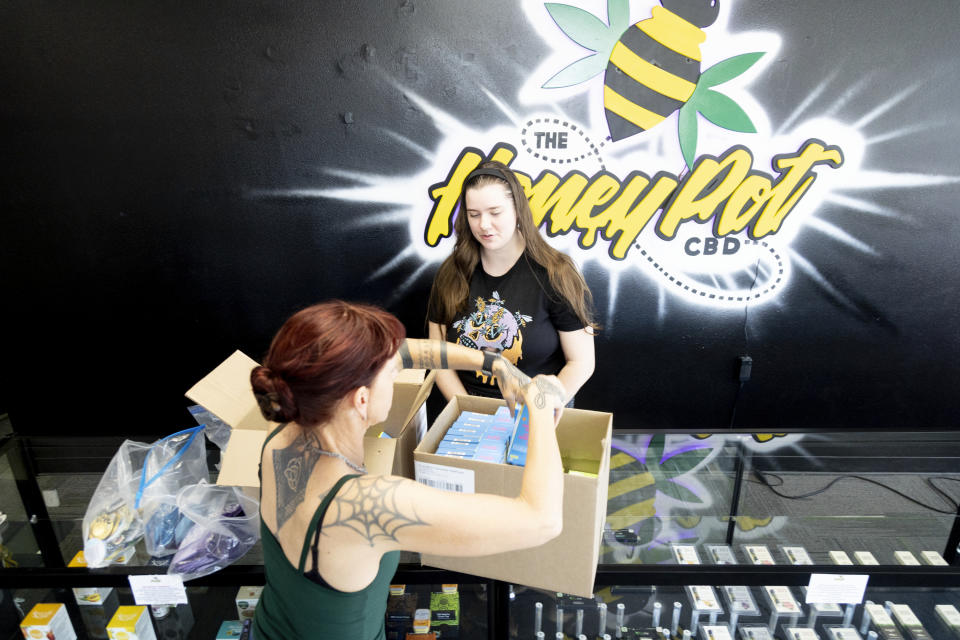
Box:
465, 167, 508, 182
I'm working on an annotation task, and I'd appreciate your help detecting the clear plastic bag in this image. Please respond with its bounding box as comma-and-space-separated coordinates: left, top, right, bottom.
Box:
138, 426, 210, 558
187, 405, 232, 451
168, 482, 260, 582
82, 439, 151, 567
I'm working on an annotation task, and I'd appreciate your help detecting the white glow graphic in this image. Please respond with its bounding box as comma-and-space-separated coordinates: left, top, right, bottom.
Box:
248, 0, 960, 313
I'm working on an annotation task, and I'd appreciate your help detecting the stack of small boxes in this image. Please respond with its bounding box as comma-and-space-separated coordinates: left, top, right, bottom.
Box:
435, 407, 515, 463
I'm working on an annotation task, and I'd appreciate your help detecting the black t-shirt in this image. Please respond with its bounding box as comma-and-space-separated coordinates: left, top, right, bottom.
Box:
429, 256, 586, 398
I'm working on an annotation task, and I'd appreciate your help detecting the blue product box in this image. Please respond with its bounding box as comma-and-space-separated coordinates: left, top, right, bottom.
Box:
216, 620, 244, 639
506, 405, 530, 466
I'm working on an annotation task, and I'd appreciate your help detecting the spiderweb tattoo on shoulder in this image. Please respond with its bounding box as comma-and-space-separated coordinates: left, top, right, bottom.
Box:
324, 476, 427, 547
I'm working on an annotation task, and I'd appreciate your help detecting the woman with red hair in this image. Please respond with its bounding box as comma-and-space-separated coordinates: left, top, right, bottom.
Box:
250, 300, 566, 640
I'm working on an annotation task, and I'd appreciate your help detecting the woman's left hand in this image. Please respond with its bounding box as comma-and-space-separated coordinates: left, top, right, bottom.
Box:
491, 355, 531, 417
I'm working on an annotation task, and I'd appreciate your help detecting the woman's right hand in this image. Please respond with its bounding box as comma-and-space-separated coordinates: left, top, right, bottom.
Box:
521, 374, 567, 425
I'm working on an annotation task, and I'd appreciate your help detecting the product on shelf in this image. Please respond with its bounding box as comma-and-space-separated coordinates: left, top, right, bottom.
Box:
919, 550, 948, 566
829, 550, 853, 565
743, 545, 775, 565
862, 602, 905, 640
705, 544, 738, 565
782, 546, 813, 566
20, 603, 78, 640
893, 551, 920, 566
107, 605, 157, 640
853, 551, 879, 565
235, 586, 262, 622
671, 544, 702, 565
889, 604, 934, 640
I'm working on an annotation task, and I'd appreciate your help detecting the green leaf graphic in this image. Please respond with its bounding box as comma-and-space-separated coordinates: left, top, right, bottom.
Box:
696, 89, 757, 133
545, 3, 615, 52
660, 448, 710, 476
543, 53, 609, 88
699, 52, 765, 89
645, 434, 665, 467
662, 481, 705, 505
606, 0, 632, 33
678, 101, 699, 170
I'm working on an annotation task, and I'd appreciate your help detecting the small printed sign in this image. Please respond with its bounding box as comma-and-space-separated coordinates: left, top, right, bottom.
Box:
128, 574, 188, 605
805, 574, 868, 605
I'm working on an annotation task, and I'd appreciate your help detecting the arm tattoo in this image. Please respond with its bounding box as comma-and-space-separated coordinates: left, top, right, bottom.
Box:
272, 431, 324, 530
398, 342, 413, 368
533, 377, 564, 409
323, 476, 427, 547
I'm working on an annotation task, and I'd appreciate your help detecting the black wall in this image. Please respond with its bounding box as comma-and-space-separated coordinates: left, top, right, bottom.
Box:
3, 1, 959, 437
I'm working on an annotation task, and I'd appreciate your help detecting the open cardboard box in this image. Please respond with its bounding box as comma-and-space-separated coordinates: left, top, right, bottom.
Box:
185, 350, 435, 490
414, 395, 611, 598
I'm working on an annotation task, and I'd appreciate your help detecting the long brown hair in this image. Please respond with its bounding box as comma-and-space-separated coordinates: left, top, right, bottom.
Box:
251, 300, 405, 427
428, 160, 597, 330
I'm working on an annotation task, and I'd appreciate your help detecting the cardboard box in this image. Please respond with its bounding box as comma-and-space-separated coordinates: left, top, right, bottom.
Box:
414, 395, 611, 598
20, 603, 77, 640
235, 586, 262, 621
107, 606, 157, 640
185, 350, 435, 488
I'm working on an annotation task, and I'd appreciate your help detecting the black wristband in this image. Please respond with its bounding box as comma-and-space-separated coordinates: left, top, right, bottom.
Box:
481, 351, 497, 377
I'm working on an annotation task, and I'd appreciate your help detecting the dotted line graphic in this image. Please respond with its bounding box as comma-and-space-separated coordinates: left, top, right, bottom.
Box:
635, 239, 785, 303
521, 118, 606, 170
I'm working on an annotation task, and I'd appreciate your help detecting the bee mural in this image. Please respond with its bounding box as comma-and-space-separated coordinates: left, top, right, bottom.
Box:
603, 0, 719, 142
544, 0, 765, 168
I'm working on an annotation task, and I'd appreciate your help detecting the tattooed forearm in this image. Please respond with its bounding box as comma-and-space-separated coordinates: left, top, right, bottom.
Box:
532, 377, 565, 410
398, 342, 413, 368
272, 431, 324, 530
403, 340, 448, 370
323, 476, 427, 547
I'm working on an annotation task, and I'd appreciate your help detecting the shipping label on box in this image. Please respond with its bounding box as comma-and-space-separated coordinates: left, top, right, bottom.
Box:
415, 395, 611, 598
20, 603, 78, 640
107, 606, 157, 640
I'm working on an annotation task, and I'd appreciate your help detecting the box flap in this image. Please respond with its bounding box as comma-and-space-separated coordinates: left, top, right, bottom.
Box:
217, 428, 268, 488
185, 350, 274, 431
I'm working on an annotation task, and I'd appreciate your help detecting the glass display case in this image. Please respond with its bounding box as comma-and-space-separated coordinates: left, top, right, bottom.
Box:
2, 428, 959, 639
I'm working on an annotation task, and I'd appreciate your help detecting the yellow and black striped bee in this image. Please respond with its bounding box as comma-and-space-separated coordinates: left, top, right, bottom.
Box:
603, 0, 719, 141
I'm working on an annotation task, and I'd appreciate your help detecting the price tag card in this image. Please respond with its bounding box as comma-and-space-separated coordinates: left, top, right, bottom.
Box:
825, 627, 864, 640
853, 551, 878, 565
414, 461, 475, 493
739, 626, 775, 640
686, 585, 723, 613
781, 545, 813, 565
828, 550, 853, 565
700, 624, 733, 639
705, 544, 738, 565
671, 544, 702, 565
722, 585, 760, 616
763, 586, 801, 615
805, 574, 868, 605
743, 544, 775, 565
128, 574, 188, 605
785, 628, 819, 640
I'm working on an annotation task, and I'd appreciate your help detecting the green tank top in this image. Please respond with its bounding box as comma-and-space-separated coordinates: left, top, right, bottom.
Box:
254, 424, 401, 640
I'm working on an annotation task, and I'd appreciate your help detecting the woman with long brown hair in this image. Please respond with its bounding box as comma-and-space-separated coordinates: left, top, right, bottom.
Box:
427, 160, 596, 406
250, 300, 566, 639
